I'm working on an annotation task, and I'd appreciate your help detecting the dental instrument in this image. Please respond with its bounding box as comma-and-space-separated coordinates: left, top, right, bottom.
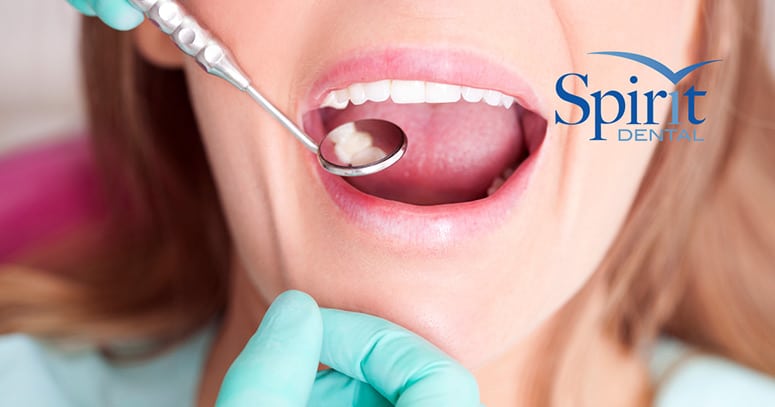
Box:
127, 0, 407, 177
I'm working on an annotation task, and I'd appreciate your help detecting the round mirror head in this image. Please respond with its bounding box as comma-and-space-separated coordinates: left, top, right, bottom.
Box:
318, 119, 407, 177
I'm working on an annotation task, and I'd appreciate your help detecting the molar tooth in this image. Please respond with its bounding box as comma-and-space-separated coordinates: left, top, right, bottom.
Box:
348, 83, 367, 105
501, 95, 515, 109
350, 146, 387, 166
425, 82, 461, 103
327, 122, 356, 144
461, 86, 485, 103
334, 130, 374, 164
391, 80, 425, 104
483, 90, 503, 107
364, 80, 391, 102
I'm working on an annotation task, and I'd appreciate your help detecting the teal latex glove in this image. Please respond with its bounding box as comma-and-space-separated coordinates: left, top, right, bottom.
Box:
66, 0, 145, 31
216, 290, 482, 406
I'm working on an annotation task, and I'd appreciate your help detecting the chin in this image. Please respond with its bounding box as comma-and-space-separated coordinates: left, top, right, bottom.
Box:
276, 46, 557, 366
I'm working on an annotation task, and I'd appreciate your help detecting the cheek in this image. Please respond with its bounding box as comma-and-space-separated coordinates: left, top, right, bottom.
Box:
547, 0, 699, 273
180, 61, 296, 296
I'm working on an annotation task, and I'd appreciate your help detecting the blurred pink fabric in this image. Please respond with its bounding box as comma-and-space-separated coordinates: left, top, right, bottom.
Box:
0, 136, 104, 262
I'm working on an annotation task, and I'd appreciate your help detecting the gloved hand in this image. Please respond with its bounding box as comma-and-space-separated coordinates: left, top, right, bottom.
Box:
66, 0, 145, 31
216, 290, 482, 406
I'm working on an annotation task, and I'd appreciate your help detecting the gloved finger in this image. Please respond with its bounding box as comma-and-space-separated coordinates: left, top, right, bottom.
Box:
87, 0, 145, 30
216, 290, 323, 407
66, 0, 97, 16
308, 369, 391, 407
319, 309, 482, 406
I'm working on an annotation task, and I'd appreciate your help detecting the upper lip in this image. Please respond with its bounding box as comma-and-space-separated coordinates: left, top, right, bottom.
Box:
299, 47, 547, 119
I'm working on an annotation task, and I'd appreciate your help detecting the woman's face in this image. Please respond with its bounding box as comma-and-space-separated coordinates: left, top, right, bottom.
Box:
172, 0, 699, 367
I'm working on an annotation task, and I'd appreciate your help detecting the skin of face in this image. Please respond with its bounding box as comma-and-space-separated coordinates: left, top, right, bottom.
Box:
137, 0, 701, 368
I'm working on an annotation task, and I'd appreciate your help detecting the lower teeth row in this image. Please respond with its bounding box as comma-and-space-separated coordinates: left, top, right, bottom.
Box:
486, 167, 515, 196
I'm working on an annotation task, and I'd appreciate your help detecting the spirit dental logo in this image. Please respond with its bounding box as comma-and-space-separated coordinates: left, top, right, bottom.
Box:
554, 51, 721, 142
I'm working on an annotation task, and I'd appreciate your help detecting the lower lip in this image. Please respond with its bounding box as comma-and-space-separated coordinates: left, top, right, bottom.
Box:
309, 142, 543, 252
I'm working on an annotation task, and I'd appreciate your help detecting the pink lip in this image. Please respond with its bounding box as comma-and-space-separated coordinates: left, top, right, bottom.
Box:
301, 47, 548, 118
301, 47, 549, 252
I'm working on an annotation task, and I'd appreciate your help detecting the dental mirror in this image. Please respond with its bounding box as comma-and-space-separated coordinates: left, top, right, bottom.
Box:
243, 88, 407, 177
318, 120, 407, 177
129, 0, 407, 177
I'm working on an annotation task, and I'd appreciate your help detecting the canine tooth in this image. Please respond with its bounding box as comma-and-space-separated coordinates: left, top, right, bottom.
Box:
334, 130, 373, 164
391, 80, 425, 104
351, 146, 387, 166
502, 95, 515, 109
320, 92, 339, 109
348, 83, 367, 105
483, 90, 503, 106
320, 90, 349, 109
425, 82, 461, 103
364, 80, 391, 102
461, 86, 485, 103
329, 97, 349, 109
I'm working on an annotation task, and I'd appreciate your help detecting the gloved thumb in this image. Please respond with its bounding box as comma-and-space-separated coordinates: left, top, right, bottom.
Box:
69, 0, 145, 31
216, 290, 323, 407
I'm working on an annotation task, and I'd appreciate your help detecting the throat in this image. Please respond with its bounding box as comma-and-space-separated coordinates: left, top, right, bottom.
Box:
196, 267, 267, 407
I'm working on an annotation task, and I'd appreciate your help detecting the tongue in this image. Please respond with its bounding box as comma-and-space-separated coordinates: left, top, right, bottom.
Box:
320, 101, 524, 205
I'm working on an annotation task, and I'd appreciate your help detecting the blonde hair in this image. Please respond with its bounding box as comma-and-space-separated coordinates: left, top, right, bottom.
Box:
1, 0, 773, 404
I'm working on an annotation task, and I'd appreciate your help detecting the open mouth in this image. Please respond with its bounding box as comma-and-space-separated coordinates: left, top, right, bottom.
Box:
303, 79, 547, 205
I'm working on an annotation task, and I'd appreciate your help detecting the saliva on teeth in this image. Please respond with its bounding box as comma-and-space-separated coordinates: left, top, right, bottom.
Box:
329, 123, 388, 166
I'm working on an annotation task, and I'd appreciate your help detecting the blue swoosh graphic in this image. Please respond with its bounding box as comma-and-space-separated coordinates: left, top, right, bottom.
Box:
589, 51, 721, 85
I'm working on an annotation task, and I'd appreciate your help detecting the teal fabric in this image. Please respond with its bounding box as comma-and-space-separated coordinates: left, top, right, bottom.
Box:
0, 326, 215, 407
1, 329, 774, 406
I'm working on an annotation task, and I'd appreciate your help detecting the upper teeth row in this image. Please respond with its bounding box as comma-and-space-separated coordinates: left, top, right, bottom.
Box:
320, 80, 516, 110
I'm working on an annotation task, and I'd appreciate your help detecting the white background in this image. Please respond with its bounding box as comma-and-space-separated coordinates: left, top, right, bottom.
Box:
0, 2, 773, 157
0, 2, 83, 155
